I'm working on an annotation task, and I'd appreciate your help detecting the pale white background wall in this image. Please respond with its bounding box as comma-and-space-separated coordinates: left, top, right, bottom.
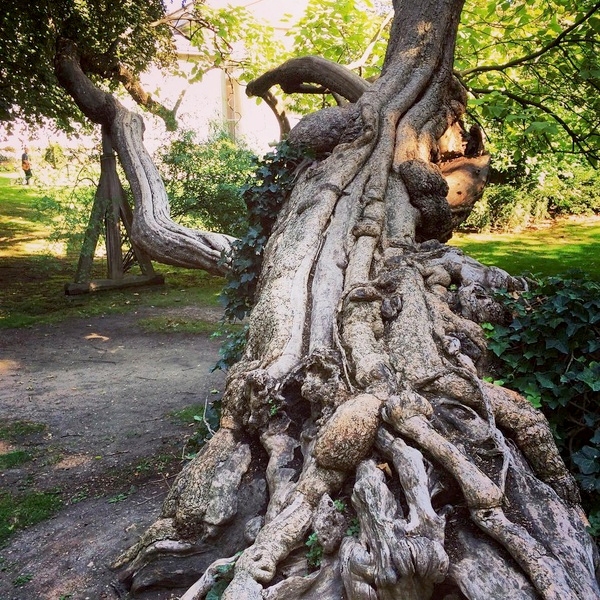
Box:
137, 0, 310, 154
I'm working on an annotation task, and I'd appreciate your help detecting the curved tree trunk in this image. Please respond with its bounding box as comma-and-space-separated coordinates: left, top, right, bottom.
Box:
110, 1, 599, 599
54, 40, 234, 275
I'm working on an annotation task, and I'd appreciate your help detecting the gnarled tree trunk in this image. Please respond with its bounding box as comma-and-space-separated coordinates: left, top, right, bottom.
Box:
56, 1, 599, 598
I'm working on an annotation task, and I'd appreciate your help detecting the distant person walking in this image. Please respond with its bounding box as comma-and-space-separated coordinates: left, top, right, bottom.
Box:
21, 147, 32, 185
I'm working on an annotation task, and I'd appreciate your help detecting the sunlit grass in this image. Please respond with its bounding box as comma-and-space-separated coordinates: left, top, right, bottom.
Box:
0, 174, 63, 257
2, 172, 599, 330
451, 217, 600, 280
0, 174, 225, 328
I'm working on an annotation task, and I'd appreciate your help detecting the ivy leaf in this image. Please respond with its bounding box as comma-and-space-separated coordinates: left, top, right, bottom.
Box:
535, 372, 556, 390
573, 446, 600, 475
545, 337, 570, 354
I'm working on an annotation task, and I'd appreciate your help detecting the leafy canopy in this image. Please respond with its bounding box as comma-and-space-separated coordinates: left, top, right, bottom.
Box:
457, 0, 600, 166
1, 0, 598, 167
265, 0, 600, 165
0, 0, 174, 129
0, 0, 274, 131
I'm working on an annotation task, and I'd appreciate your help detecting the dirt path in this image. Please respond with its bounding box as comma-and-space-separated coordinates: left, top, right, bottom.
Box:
0, 307, 226, 600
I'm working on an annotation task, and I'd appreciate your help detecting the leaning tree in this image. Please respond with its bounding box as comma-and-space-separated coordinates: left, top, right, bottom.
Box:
11, 0, 600, 597
100, 1, 600, 598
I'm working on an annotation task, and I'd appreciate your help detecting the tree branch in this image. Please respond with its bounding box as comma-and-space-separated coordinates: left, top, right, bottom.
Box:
54, 39, 235, 275
112, 63, 180, 131
345, 10, 394, 72
260, 91, 291, 139
76, 47, 181, 131
458, 2, 600, 78
246, 56, 370, 104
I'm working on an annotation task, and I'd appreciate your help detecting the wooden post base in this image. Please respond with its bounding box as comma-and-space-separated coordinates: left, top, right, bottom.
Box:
64, 274, 165, 296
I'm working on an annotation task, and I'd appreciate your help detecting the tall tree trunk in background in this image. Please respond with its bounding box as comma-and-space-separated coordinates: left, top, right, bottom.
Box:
111, 1, 600, 599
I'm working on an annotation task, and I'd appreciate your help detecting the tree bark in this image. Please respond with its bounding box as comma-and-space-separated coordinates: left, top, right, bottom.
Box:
56, 1, 598, 598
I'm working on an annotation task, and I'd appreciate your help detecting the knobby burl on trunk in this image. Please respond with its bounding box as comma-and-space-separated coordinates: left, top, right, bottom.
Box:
55, 0, 599, 598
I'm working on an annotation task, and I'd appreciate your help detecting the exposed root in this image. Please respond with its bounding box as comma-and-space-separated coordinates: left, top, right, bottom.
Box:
180, 554, 239, 600
342, 460, 448, 599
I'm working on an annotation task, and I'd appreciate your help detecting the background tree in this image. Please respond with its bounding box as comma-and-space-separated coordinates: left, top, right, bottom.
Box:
456, 0, 600, 168
1, 0, 176, 130
1, 0, 274, 272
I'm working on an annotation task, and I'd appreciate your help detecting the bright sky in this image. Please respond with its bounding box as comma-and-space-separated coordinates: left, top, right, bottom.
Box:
210, 0, 308, 24
0, 0, 309, 154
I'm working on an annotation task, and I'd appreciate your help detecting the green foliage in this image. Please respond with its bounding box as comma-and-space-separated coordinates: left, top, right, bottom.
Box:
212, 325, 249, 373
215, 141, 313, 370
457, 0, 600, 166
172, 399, 222, 457
463, 184, 548, 232
12, 573, 33, 587
43, 143, 68, 170
0, 490, 62, 543
305, 532, 324, 569
0, 0, 175, 129
289, 0, 388, 72
333, 499, 347, 512
346, 517, 360, 537
0, 420, 46, 441
187, 3, 284, 85
283, 0, 390, 114
541, 164, 600, 216
0, 450, 33, 470
485, 272, 600, 517
107, 492, 129, 504
157, 128, 255, 236
463, 162, 600, 232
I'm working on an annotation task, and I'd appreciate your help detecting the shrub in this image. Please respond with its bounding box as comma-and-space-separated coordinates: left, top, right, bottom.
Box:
485, 273, 600, 527
157, 128, 255, 237
462, 162, 600, 232
33, 185, 97, 256
464, 184, 548, 232
541, 166, 600, 217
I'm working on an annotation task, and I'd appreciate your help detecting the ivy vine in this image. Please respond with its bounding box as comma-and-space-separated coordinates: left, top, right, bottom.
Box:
214, 141, 314, 371
485, 272, 600, 531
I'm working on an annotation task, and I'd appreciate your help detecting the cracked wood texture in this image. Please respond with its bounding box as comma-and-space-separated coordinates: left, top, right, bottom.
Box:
52, 1, 600, 598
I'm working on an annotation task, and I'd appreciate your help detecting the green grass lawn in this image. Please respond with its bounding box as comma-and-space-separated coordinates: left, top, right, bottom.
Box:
0, 172, 53, 256
451, 217, 600, 280
0, 173, 225, 328
1, 172, 598, 329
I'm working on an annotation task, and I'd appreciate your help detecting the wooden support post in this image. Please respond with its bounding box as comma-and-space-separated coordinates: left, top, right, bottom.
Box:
119, 190, 157, 278
66, 128, 164, 295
